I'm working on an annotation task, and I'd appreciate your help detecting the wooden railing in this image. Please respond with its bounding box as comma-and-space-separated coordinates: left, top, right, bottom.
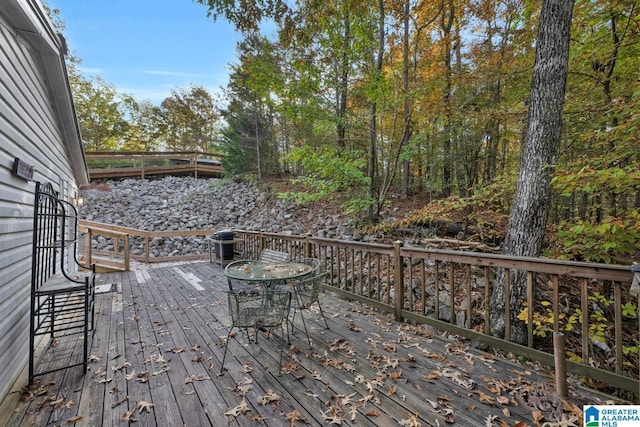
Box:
79, 220, 215, 266
77, 222, 639, 396
238, 230, 638, 397
85, 151, 224, 180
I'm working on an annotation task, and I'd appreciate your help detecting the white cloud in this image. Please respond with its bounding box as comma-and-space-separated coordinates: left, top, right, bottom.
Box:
138, 69, 210, 79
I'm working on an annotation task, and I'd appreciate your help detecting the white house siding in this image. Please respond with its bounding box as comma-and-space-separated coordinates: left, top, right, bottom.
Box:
0, 1, 88, 405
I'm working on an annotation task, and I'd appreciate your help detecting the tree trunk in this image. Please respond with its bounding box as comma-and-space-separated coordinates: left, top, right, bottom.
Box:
441, 0, 454, 198
490, 0, 574, 344
401, 0, 411, 198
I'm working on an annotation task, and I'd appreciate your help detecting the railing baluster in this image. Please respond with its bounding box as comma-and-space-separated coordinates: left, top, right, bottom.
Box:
527, 271, 534, 348
581, 278, 589, 364
614, 281, 622, 375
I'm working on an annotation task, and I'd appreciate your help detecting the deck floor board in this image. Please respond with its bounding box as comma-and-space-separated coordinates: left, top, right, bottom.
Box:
2, 260, 607, 426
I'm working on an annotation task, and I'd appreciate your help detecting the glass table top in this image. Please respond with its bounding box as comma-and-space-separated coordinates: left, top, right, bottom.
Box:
224, 260, 313, 281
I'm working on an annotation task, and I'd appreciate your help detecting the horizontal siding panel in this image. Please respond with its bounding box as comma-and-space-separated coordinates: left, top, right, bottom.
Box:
0, 243, 31, 269
0, 5, 84, 405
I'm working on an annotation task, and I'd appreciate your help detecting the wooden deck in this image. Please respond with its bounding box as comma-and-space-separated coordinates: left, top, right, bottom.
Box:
2, 261, 613, 426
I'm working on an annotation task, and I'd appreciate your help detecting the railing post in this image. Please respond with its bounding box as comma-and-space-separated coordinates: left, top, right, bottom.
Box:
86, 228, 93, 267
144, 232, 150, 263
259, 231, 265, 255
123, 234, 130, 271
394, 240, 404, 322
553, 332, 568, 398
304, 233, 312, 258
141, 153, 145, 180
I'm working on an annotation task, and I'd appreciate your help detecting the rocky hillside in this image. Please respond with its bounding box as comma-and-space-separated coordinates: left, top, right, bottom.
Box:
79, 176, 355, 258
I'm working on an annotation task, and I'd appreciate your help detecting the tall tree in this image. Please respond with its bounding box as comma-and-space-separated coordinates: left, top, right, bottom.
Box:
121, 97, 165, 151
160, 85, 218, 152
490, 0, 574, 343
69, 70, 129, 151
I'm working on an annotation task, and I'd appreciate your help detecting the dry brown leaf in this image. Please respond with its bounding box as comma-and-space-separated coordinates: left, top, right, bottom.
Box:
399, 412, 421, 427
348, 322, 362, 332
137, 371, 149, 383
389, 371, 403, 381
224, 399, 251, 417
474, 390, 495, 405
496, 396, 510, 405
322, 409, 345, 425
533, 410, 544, 424
387, 385, 397, 396
136, 400, 154, 413
65, 415, 83, 424
259, 389, 280, 405
120, 409, 136, 422
541, 413, 580, 427
365, 410, 380, 416
286, 409, 307, 426
502, 407, 511, 417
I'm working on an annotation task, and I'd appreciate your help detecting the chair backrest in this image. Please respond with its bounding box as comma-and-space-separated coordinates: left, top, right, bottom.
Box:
292, 272, 326, 309
226, 276, 262, 293
259, 249, 290, 263
227, 289, 291, 329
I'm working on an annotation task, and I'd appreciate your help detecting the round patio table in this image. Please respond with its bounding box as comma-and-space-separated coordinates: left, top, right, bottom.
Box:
224, 260, 313, 285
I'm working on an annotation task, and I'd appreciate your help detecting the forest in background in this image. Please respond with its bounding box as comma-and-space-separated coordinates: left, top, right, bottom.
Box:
50, 0, 639, 264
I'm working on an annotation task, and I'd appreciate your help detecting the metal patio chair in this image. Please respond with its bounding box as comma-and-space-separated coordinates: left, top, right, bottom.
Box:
219, 287, 291, 376
258, 249, 290, 263
289, 271, 329, 348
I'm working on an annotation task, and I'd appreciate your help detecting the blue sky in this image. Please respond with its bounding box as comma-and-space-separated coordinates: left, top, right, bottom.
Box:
47, 0, 244, 104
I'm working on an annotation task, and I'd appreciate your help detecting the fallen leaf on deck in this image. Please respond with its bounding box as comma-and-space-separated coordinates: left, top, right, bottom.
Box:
541, 413, 580, 427
496, 395, 510, 405
65, 415, 83, 424
287, 409, 307, 425
259, 389, 280, 405
474, 390, 495, 405
136, 400, 154, 413
225, 399, 251, 417
485, 414, 498, 426
322, 409, 345, 425
112, 361, 131, 372
348, 322, 362, 332
120, 409, 136, 422
184, 374, 211, 384
399, 412, 421, 426
137, 371, 149, 383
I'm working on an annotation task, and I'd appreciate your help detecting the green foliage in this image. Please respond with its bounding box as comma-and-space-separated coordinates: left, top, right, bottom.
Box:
518, 293, 638, 364
547, 213, 640, 262
279, 146, 371, 217
69, 70, 129, 151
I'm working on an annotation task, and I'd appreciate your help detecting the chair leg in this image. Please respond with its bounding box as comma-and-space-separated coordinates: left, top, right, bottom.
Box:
316, 301, 330, 330
219, 329, 234, 376
297, 309, 313, 348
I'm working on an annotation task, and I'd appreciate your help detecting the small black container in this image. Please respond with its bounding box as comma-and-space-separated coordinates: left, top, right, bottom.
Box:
213, 229, 234, 260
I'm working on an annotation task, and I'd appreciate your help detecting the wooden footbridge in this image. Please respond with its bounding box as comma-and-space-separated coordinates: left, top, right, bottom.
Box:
86, 151, 224, 180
